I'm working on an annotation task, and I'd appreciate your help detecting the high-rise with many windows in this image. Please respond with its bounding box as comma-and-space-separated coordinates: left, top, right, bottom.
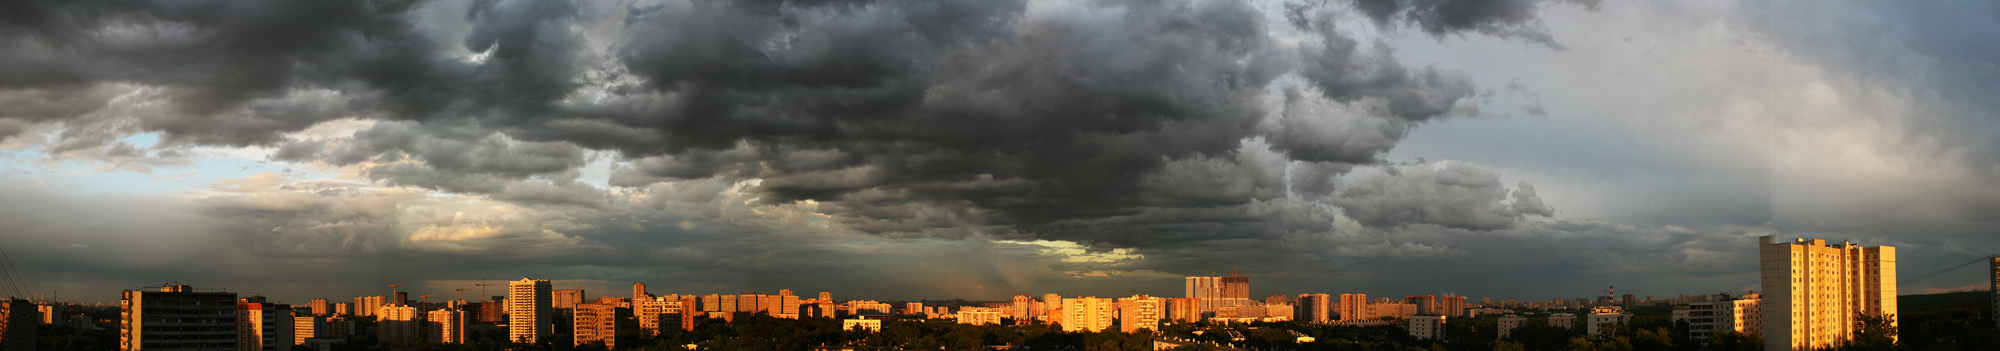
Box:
426, 309, 465, 344
1758, 236, 1896, 351
377, 305, 421, 346
1116, 295, 1162, 333
236, 297, 293, 351
508, 278, 552, 344
573, 303, 615, 349
1337, 294, 1368, 322
121, 285, 238, 351
1061, 297, 1114, 333
1297, 294, 1331, 323
1990, 257, 1998, 331
2, 298, 35, 351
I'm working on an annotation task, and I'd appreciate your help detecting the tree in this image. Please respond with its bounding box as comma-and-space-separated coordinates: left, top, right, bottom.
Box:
1704, 330, 1762, 351
1840, 313, 1897, 351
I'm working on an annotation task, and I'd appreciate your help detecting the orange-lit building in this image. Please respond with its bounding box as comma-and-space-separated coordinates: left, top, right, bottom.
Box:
573, 303, 615, 349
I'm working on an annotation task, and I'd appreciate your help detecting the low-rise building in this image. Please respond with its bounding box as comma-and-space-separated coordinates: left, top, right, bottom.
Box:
842, 319, 882, 332
958, 309, 1001, 325
1548, 313, 1578, 330
1687, 294, 1760, 342
1586, 307, 1633, 336
1497, 315, 1526, 338
1408, 315, 1446, 340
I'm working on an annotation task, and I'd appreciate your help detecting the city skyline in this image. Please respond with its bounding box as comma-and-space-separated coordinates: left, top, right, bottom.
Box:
3, 0, 2000, 307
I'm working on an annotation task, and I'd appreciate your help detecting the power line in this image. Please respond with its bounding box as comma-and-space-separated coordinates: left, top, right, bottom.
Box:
1899, 256, 1993, 285
0, 245, 24, 298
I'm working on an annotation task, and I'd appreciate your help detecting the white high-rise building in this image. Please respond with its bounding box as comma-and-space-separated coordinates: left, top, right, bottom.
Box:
1758, 236, 1897, 351
508, 278, 553, 344
1062, 297, 1115, 332
1117, 295, 1162, 333
377, 305, 422, 346
427, 309, 465, 344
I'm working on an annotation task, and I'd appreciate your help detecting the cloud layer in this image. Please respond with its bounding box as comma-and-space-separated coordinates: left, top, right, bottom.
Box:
3, 0, 1996, 302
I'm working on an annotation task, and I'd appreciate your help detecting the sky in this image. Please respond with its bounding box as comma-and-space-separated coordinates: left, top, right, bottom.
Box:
1, 0, 1997, 305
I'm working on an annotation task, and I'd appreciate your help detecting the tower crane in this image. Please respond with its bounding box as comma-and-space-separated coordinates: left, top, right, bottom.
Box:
476, 281, 497, 301
389, 283, 404, 305
420, 294, 437, 306
456, 288, 465, 302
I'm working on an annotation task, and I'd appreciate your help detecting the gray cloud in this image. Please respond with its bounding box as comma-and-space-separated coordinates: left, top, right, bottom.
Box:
1332, 161, 1551, 230
1340, 0, 1601, 49
1, 0, 1722, 302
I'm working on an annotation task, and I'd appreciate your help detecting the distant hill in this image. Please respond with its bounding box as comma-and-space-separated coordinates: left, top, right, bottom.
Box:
1900, 290, 1989, 308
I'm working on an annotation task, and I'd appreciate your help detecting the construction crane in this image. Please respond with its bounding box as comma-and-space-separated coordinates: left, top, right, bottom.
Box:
419, 294, 437, 307
476, 281, 498, 302
1229, 268, 1242, 277
389, 284, 405, 306
456, 288, 465, 302
1196, 270, 1218, 276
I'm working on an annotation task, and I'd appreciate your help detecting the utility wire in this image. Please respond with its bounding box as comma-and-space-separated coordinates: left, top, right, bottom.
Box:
1899, 256, 1992, 285
0, 246, 21, 298
0, 245, 28, 298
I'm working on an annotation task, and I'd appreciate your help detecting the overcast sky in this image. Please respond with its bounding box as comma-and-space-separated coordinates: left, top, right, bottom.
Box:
2, 0, 1996, 305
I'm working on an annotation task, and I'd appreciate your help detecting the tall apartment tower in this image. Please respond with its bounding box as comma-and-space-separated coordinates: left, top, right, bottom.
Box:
1758, 236, 1896, 351
1061, 297, 1114, 333
350, 296, 383, 317
377, 305, 421, 346
1297, 294, 1331, 323
633, 283, 648, 302
1, 298, 34, 351
573, 303, 616, 349
122, 285, 238, 351
1991, 256, 1999, 331
308, 299, 328, 316
1338, 294, 1368, 322
637, 298, 683, 336
236, 298, 293, 351
1116, 295, 1162, 333
1011, 295, 1032, 323
426, 309, 465, 344
508, 278, 553, 344
1405, 295, 1438, 315
1220, 277, 1249, 300
1440, 296, 1467, 317
552, 289, 584, 310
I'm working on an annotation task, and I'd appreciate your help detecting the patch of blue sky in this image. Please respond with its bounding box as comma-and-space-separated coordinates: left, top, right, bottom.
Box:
0, 133, 323, 196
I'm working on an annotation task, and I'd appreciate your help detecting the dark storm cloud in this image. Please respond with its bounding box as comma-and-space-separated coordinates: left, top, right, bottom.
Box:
1340, 0, 1601, 49
0, 0, 1609, 300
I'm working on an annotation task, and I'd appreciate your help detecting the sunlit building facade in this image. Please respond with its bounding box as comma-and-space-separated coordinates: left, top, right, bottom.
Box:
426, 309, 465, 344
573, 303, 615, 349
1337, 294, 1368, 322
1117, 295, 1161, 333
1061, 297, 1114, 333
376, 305, 420, 346
1297, 294, 1330, 323
508, 278, 552, 344
1758, 236, 1897, 351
